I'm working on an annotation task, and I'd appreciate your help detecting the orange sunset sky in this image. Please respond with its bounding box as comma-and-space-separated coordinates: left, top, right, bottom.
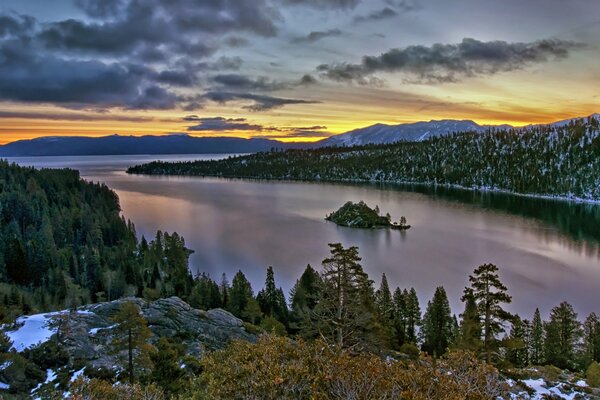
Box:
0, 0, 598, 144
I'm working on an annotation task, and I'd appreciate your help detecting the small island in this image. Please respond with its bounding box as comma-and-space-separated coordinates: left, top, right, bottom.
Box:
325, 201, 411, 230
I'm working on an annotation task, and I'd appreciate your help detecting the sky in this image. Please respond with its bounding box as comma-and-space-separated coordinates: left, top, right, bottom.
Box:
0, 0, 598, 144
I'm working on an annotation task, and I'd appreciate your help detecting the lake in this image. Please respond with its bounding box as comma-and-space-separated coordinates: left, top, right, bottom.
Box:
6, 155, 600, 319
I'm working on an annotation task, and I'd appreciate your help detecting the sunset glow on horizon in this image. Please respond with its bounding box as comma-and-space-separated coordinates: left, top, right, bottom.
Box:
0, 0, 598, 145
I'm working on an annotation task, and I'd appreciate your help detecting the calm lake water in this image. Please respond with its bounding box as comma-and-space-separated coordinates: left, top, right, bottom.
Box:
7, 155, 600, 319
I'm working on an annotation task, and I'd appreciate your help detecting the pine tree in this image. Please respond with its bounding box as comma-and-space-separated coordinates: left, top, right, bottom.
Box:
392, 287, 407, 348
227, 270, 254, 320
545, 301, 581, 370
315, 243, 375, 350
256, 266, 288, 326
529, 308, 544, 365
112, 301, 153, 383
220, 273, 230, 306
149, 337, 185, 395
583, 313, 600, 363
456, 288, 482, 352
467, 263, 512, 363
404, 288, 421, 344
421, 286, 453, 358
375, 273, 393, 322
507, 315, 529, 368
290, 264, 322, 336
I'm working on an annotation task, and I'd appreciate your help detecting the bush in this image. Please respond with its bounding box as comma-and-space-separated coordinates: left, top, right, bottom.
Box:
185, 334, 507, 399
398, 342, 420, 360
259, 315, 287, 336
586, 361, 600, 387
69, 377, 165, 400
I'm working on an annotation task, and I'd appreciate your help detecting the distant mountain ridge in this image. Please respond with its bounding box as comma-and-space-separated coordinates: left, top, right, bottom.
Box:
318, 114, 599, 147
0, 134, 303, 157
1, 114, 597, 156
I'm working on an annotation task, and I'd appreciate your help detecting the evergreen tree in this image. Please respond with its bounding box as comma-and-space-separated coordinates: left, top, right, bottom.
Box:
467, 263, 512, 363
456, 288, 482, 352
375, 273, 393, 323
227, 270, 254, 320
220, 273, 230, 306
545, 301, 581, 370
392, 287, 407, 348
404, 288, 421, 344
421, 286, 453, 358
290, 264, 322, 336
256, 266, 288, 326
314, 243, 376, 350
112, 301, 153, 383
583, 313, 600, 363
149, 337, 185, 396
507, 315, 529, 368
530, 308, 545, 365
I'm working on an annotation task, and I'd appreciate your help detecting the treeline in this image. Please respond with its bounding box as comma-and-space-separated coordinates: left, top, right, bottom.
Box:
182, 243, 600, 373
0, 161, 195, 321
128, 116, 600, 200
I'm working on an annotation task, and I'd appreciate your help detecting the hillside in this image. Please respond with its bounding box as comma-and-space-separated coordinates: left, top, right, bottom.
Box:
128, 116, 600, 201
0, 134, 306, 157
318, 114, 598, 147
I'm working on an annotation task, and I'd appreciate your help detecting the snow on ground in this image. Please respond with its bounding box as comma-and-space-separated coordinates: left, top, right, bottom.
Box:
70, 368, 85, 383
511, 378, 584, 400
0, 361, 12, 371
5, 309, 96, 351
0, 381, 9, 390
5, 312, 58, 351
89, 324, 116, 335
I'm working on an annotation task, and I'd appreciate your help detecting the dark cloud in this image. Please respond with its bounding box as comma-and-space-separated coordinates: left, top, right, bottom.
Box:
279, 0, 360, 9
299, 74, 318, 85
0, 12, 35, 37
186, 116, 264, 131
292, 29, 342, 44
0, 0, 309, 112
224, 36, 249, 47
184, 116, 329, 138
203, 92, 319, 111
384, 0, 421, 12
317, 38, 584, 84
353, 8, 397, 24
211, 74, 287, 91
0, 110, 156, 122
74, 0, 125, 18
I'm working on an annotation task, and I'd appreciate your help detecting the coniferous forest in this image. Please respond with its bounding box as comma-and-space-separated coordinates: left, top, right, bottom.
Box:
129, 116, 600, 201
0, 160, 193, 321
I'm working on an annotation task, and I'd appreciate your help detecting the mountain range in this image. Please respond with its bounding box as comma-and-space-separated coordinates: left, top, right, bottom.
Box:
1, 114, 597, 156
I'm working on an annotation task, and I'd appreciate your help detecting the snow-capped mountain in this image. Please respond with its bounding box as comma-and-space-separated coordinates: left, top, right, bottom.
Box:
318, 119, 511, 147
317, 114, 598, 147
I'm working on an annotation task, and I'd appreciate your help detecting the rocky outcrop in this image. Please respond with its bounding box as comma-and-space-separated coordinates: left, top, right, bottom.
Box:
55, 297, 255, 370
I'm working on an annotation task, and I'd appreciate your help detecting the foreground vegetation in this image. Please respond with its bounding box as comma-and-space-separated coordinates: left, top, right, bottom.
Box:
128, 116, 600, 200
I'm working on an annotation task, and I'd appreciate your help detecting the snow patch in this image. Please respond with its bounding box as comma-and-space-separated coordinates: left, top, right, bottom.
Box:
6, 312, 58, 351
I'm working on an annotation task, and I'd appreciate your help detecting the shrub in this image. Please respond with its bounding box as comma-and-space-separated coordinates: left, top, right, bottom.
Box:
586, 361, 600, 387
185, 334, 507, 399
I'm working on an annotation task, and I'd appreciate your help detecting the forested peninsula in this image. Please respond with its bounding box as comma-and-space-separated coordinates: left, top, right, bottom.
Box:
128, 117, 600, 201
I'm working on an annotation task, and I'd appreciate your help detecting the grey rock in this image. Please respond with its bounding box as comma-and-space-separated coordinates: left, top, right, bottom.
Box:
52, 296, 255, 372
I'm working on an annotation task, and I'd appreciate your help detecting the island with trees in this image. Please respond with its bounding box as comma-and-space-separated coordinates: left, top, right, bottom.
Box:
326, 201, 410, 230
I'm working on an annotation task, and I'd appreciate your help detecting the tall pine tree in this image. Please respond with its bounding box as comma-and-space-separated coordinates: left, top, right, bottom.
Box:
421, 286, 453, 358
467, 263, 512, 363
